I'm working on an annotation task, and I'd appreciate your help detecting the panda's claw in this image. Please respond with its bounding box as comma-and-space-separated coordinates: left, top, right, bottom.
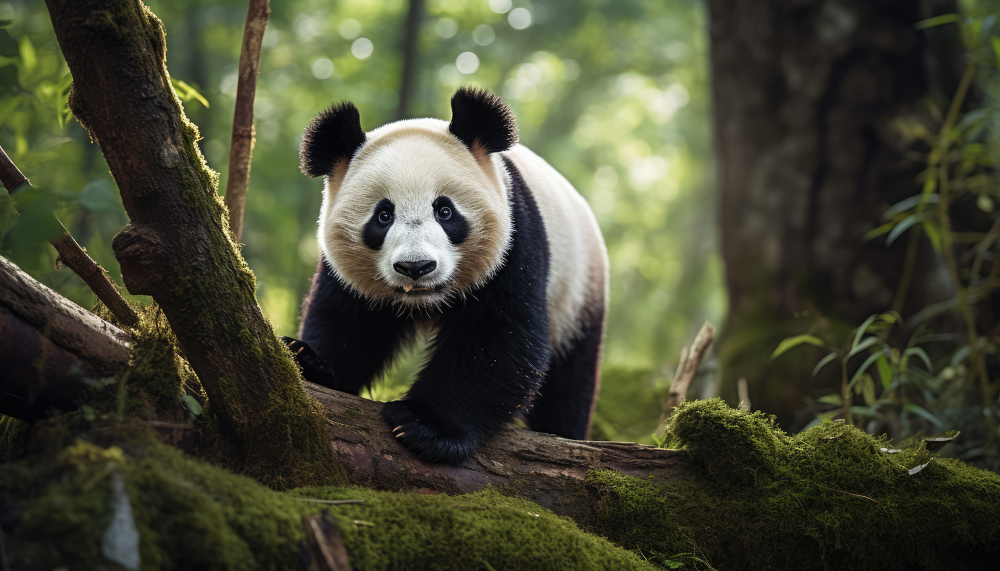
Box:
381, 400, 480, 464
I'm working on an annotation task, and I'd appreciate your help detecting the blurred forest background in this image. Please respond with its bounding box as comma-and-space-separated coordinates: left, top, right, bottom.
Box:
3, 0, 1000, 470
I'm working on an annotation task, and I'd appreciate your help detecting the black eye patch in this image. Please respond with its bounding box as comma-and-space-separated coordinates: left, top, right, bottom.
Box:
433, 196, 469, 245
363, 198, 395, 250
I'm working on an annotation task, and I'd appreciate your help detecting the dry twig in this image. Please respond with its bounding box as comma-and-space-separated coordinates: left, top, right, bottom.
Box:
224, 0, 271, 243
302, 513, 354, 571
657, 321, 716, 434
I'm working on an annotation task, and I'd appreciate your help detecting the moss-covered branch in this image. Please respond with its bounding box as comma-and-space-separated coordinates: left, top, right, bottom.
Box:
43, 0, 341, 489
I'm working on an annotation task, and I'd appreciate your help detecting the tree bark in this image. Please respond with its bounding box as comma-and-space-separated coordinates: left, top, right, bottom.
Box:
43, 0, 338, 489
709, 0, 967, 428
0, 267, 696, 519
395, 0, 424, 120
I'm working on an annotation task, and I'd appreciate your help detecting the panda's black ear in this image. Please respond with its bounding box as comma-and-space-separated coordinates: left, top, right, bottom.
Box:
448, 87, 518, 154
300, 102, 366, 178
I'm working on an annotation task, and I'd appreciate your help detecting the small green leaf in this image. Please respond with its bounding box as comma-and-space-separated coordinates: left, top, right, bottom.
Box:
771, 335, 826, 360
863, 222, 895, 242
81, 404, 96, 422
883, 194, 938, 219
992, 36, 1000, 69
914, 13, 960, 30
812, 351, 838, 377
904, 403, 944, 427
183, 395, 203, 415
817, 394, 843, 406
861, 374, 877, 406
852, 315, 879, 350
0, 20, 13, 28
849, 352, 883, 390
170, 77, 210, 108
18, 35, 35, 72
876, 355, 894, 390
847, 336, 881, 358
904, 347, 933, 371
887, 212, 931, 245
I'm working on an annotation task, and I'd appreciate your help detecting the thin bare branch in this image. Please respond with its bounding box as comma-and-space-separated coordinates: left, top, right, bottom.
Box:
50, 230, 140, 328
224, 0, 270, 243
658, 321, 716, 434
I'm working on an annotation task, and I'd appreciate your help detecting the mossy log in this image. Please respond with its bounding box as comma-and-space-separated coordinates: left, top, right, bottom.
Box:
43, 0, 338, 488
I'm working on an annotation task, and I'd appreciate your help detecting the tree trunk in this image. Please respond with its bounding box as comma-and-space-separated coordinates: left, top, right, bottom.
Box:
709, 0, 966, 428
43, 0, 339, 489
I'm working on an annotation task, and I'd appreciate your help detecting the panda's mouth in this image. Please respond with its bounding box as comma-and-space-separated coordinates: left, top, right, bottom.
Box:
396, 283, 443, 295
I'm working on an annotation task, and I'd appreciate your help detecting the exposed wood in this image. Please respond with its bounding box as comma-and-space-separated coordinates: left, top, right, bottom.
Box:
658, 321, 715, 433
44, 0, 337, 488
224, 0, 270, 243
395, 0, 424, 120
301, 513, 354, 571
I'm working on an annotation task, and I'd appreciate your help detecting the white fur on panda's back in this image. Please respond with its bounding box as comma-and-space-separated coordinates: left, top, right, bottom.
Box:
502, 145, 610, 355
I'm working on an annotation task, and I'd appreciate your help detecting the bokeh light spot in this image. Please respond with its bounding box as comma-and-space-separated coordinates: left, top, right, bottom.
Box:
473, 24, 495, 46
435, 18, 458, 38
456, 52, 480, 74
352, 38, 374, 59
338, 19, 361, 40
311, 58, 334, 79
489, 0, 512, 14
508, 8, 531, 30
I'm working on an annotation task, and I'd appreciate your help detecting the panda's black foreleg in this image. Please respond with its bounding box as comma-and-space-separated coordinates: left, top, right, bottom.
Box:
381, 301, 550, 464
295, 258, 413, 394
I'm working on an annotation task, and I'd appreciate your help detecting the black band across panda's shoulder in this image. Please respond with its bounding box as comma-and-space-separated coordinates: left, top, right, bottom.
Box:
448, 87, 518, 154
300, 101, 366, 178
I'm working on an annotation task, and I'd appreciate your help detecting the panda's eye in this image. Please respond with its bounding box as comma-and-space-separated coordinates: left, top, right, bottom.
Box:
437, 206, 452, 220
378, 210, 392, 224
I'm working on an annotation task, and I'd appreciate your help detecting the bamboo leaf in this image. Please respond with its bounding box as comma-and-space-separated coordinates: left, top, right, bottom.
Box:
863, 222, 895, 242
904, 347, 933, 371
771, 335, 826, 360
849, 352, 883, 390
876, 355, 894, 391
848, 336, 881, 358
817, 394, 843, 406
812, 351, 839, 377
883, 194, 938, 219
915, 13, 960, 30
861, 374, 877, 406
852, 315, 879, 349
887, 212, 931, 245
904, 403, 944, 427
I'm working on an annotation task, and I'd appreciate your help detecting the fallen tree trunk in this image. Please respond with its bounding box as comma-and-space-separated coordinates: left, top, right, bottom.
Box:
0, 261, 695, 518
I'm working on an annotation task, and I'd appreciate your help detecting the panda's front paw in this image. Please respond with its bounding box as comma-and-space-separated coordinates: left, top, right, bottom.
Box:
281, 336, 337, 388
381, 400, 480, 465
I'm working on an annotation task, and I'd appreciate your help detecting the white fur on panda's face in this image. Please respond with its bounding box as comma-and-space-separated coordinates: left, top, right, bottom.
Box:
318, 119, 512, 311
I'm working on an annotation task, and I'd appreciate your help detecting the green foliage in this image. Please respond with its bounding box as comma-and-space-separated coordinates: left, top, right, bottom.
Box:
589, 399, 1000, 570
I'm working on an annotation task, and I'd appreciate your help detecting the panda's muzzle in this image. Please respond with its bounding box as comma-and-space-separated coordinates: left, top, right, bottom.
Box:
393, 260, 437, 280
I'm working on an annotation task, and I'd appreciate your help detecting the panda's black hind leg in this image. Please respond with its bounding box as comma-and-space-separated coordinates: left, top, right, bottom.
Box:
526, 315, 604, 440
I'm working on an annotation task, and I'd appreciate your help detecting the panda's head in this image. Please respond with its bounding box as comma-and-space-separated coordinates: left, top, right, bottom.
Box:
300, 87, 518, 311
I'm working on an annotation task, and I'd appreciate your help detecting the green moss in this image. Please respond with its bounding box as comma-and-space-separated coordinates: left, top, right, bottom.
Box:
0, 415, 29, 461
88, 301, 203, 424
2, 439, 656, 571
585, 399, 1000, 570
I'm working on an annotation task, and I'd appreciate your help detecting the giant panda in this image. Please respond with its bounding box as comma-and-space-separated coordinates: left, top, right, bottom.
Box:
285, 87, 609, 465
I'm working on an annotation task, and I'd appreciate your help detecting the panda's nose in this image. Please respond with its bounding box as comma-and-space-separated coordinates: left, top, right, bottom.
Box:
393, 260, 437, 279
